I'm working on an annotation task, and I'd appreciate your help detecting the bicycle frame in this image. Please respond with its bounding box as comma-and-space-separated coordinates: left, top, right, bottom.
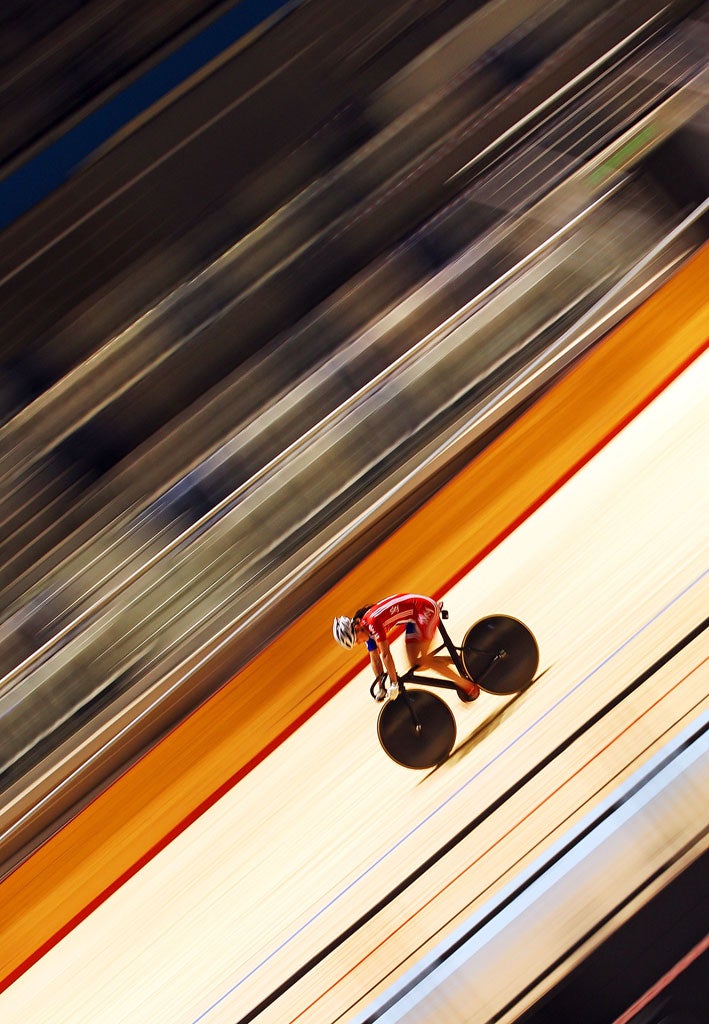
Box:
398, 610, 509, 693
396, 612, 468, 696
376, 612, 539, 768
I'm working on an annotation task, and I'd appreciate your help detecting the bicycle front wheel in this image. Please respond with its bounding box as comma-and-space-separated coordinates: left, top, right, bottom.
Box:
377, 689, 456, 769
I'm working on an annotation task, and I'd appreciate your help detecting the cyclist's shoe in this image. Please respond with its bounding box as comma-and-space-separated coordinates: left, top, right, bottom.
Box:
458, 680, 480, 703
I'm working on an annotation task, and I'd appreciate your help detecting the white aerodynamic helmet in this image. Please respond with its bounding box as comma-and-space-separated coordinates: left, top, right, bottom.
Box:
333, 615, 356, 649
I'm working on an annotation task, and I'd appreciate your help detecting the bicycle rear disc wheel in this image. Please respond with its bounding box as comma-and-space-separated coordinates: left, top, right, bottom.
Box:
377, 689, 456, 769
461, 616, 539, 695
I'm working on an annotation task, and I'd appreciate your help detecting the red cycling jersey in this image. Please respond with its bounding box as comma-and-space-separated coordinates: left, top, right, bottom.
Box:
360, 594, 440, 647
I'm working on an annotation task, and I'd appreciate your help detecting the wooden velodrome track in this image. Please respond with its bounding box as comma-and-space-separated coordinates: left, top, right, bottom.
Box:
0, 245, 707, 1020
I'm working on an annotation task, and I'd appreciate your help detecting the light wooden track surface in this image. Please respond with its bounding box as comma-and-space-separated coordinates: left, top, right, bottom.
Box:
0, 245, 707, 997
1, 279, 707, 1024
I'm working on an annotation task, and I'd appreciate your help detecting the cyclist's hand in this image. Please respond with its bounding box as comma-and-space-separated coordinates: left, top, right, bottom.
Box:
386, 678, 400, 701
371, 673, 388, 702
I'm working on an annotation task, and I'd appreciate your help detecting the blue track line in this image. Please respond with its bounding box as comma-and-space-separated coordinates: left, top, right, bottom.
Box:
192, 565, 708, 1022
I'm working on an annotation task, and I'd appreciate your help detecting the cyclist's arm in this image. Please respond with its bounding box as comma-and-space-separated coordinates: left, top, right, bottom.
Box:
374, 638, 398, 684
368, 644, 384, 677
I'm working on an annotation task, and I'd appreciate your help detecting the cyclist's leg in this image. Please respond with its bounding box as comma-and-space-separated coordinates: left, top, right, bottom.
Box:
406, 600, 440, 666
404, 621, 423, 667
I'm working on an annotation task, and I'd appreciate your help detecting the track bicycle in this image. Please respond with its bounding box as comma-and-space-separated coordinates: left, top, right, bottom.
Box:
373, 608, 538, 769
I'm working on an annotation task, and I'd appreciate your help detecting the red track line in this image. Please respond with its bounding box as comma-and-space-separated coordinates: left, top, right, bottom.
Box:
1, 336, 706, 996
434, 335, 708, 600
611, 933, 709, 1024
285, 657, 708, 1023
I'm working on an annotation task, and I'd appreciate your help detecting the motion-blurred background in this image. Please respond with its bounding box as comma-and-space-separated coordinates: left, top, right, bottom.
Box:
0, 1, 706, 1020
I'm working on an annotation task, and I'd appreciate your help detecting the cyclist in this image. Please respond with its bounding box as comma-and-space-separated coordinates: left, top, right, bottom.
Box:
333, 592, 480, 702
